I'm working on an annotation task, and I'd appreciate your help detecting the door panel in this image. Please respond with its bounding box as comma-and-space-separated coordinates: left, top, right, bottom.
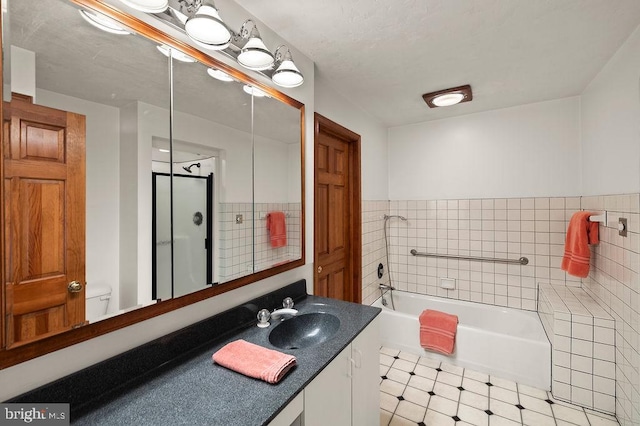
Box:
4, 95, 86, 348
314, 114, 361, 303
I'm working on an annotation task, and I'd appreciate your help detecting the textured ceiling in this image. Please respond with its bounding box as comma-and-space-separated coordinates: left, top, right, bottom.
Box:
234, 0, 640, 127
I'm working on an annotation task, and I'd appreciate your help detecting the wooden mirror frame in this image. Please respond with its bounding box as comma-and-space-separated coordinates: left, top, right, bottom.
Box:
0, 0, 305, 369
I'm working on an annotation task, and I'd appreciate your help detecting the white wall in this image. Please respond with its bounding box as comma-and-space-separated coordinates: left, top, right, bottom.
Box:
388, 97, 582, 200
36, 88, 121, 315
581, 25, 640, 195
314, 75, 389, 201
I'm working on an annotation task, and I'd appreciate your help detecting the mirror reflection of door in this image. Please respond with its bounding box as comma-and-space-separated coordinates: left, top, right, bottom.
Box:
152, 170, 213, 299
3, 94, 86, 347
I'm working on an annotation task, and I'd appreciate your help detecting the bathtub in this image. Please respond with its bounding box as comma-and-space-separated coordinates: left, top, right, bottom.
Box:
373, 291, 551, 390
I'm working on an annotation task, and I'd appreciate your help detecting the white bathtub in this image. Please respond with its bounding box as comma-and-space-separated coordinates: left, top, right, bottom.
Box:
373, 291, 551, 390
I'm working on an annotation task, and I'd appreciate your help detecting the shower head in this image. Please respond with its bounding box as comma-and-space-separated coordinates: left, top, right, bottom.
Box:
182, 162, 201, 173
384, 214, 407, 221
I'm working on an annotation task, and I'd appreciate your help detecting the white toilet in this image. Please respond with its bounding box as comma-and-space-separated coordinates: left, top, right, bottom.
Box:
86, 284, 112, 322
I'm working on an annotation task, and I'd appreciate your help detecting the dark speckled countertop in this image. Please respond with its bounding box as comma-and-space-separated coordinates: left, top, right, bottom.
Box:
68, 293, 380, 425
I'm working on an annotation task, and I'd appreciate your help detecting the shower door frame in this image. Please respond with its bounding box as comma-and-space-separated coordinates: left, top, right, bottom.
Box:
151, 172, 214, 300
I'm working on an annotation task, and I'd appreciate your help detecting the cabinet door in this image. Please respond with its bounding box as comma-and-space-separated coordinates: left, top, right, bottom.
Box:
352, 317, 380, 426
304, 344, 352, 426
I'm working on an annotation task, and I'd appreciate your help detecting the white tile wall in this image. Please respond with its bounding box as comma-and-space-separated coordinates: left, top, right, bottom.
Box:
218, 202, 302, 282
362, 193, 640, 425
581, 194, 640, 426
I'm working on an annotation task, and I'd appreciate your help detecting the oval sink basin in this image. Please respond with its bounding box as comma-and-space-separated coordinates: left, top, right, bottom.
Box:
269, 313, 340, 350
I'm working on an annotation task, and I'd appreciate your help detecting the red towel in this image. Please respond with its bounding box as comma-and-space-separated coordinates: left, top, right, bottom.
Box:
419, 309, 458, 355
212, 339, 296, 384
267, 211, 287, 248
561, 212, 599, 278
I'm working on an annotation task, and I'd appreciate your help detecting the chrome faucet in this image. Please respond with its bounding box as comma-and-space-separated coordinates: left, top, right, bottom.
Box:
379, 283, 395, 291
270, 297, 298, 321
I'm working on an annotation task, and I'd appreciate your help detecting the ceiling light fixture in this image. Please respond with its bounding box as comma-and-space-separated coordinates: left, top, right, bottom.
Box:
422, 85, 473, 108
118, 0, 168, 14
271, 46, 304, 88
120, 1, 305, 88
184, 1, 231, 50
207, 68, 234, 82
79, 9, 131, 35
237, 20, 274, 71
156, 44, 196, 63
243, 85, 267, 97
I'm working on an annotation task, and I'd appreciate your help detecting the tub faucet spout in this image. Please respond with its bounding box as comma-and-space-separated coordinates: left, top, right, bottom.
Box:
379, 283, 395, 291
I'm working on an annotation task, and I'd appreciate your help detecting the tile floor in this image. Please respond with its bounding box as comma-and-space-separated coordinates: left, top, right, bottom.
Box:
380, 347, 620, 426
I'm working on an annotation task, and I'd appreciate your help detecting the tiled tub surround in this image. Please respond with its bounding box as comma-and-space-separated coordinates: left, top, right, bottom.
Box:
9, 280, 381, 425
362, 200, 391, 305
581, 195, 640, 426
385, 197, 582, 311
372, 290, 550, 390
538, 283, 616, 413
361, 193, 640, 425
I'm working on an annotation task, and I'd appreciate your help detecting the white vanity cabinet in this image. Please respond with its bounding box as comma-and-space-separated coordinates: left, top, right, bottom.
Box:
303, 316, 380, 426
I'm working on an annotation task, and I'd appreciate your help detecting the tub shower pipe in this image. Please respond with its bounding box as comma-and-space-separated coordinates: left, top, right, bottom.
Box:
382, 214, 406, 310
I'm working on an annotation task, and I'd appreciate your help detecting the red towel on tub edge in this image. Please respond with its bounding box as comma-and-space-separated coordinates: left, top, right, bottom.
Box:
419, 309, 459, 355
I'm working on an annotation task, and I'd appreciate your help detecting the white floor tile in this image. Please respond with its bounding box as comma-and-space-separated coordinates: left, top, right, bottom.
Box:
380, 409, 393, 426
381, 379, 406, 397
460, 390, 489, 411
387, 367, 411, 385
585, 413, 620, 426
424, 408, 456, 426
408, 375, 435, 392
392, 358, 417, 372
380, 364, 390, 376
395, 400, 426, 423
521, 409, 556, 426
489, 399, 522, 422
440, 362, 465, 376
552, 403, 590, 424
389, 414, 418, 426
380, 353, 395, 367
516, 383, 548, 400
433, 382, 461, 402
380, 391, 400, 412
402, 386, 431, 407
457, 403, 490, 426
517, 394, 553, 416
413, 364, 438, 380
418, 357, 441, 369
438, 370, 463, 387
428, 395, 458, 416
490, 386, 519, 405
462, 378, 490, 396
490, 376, 518, 391
490, 415, 523, 425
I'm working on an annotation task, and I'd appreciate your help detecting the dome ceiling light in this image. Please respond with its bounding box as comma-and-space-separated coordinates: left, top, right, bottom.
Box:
422, 85, 473, 108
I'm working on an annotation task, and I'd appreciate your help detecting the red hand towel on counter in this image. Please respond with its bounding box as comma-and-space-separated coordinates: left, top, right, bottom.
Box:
212, 339, 297, 384
267, 211, 287, 248
561, 211, 599, 278
419, 309, 458, 355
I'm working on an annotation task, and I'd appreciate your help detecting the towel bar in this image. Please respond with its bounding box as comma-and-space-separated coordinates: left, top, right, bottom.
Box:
410, 249, 529, 265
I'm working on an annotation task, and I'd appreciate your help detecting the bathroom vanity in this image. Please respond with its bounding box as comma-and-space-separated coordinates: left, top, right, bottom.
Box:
9, 280, 381, 425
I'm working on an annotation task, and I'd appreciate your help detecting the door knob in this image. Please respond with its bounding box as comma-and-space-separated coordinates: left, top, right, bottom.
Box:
68, 281, 83, 293
317, 266, 323, 273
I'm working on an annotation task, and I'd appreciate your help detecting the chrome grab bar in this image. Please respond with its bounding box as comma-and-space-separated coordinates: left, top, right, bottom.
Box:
410, 249, 529, 265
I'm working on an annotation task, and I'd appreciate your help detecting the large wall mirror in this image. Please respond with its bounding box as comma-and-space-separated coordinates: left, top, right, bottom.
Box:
0, 0, 304, 364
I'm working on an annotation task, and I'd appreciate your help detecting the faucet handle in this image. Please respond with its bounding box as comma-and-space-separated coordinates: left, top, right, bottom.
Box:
283, 297, 294, 309
257, 309, 271, 328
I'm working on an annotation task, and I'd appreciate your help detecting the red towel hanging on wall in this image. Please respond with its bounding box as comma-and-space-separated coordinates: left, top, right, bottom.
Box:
267, 211, 287, 248
561, 211, 599, 278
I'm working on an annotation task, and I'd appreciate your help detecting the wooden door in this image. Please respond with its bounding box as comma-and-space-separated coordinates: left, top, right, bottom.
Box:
314, 113, 361, 302
3, 94, 86, 348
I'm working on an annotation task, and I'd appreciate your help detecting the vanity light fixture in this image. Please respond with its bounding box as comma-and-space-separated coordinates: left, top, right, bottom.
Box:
79, 9, 131, 35
118, 0, 168, 14
156, 44, 196, 63
237, 20, 275, 71
243, 84, 267, 98
271, 46, 304, 88
184, 1, 231, 50
207, 68, 234, 82
422, 85, 473, 108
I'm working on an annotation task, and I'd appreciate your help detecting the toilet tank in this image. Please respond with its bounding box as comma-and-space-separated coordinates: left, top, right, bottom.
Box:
86, 284, 111, 321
